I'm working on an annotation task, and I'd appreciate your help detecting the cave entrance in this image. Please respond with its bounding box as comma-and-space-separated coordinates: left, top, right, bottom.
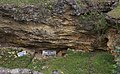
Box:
102, 38, 109, 47
95, 37, 109, 51
92, 37, 109, 52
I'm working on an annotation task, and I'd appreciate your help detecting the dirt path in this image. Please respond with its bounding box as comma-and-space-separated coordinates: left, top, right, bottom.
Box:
88, 51, 97, 74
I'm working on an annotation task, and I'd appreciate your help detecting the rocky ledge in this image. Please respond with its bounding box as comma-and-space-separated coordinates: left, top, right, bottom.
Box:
0, 0, 119, 53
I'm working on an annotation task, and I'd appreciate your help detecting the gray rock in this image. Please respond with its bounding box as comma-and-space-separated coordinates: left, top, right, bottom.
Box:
33, 71, 43, 74
0, 67, 10, 74
21, 69, 33, 74
51, 70, 62, 74
0, 67, 43, 74
11, 68, 22, 74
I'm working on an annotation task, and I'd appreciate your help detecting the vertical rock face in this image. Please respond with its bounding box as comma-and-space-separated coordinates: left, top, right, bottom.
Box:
0, 0, 119, 52
106, 28, 119, 51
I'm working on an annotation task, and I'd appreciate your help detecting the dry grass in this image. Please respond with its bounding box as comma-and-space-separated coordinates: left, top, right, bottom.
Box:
107, 4, 120, 19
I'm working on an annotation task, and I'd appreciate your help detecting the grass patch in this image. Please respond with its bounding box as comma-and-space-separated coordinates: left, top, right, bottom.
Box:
0, 48, 45, 71
44, 51, 90, 74
0, 48, 29, 68
92, 52, 114, 74
43, 50, 114, 74
107, 4, 120, 19
0, 48, 114, 74
0, 0, 57, 7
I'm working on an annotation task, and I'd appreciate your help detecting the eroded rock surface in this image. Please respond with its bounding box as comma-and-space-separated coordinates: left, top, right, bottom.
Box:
0, 0, 119, 52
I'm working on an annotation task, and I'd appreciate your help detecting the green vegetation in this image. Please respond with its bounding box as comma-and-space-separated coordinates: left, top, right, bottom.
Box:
0, 0, 39, 5
0, 0, 56, 7
79, 12, 108, 34
92, 52, 114, 74
0, 48, 45, 71
0, 48, 115, 74
44, 51, 90, 74
107, 4, 120, 19
107, 4, 120, 33
0, 48, 28, 67
44, 50, 114, 74
112, 46, 120, 74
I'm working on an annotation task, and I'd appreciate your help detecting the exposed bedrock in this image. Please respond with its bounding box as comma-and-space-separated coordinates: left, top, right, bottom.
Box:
0, 0, 119, 52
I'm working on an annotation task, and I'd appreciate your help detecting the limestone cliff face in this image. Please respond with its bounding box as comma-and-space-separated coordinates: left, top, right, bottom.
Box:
0, 0, 119, 52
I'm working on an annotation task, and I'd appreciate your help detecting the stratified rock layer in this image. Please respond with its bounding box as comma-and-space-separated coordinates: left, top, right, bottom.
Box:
0, 0, 119, 52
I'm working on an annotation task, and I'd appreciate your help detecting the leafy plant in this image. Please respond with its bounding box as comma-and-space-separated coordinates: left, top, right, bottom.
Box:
79, 11, 108, 34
